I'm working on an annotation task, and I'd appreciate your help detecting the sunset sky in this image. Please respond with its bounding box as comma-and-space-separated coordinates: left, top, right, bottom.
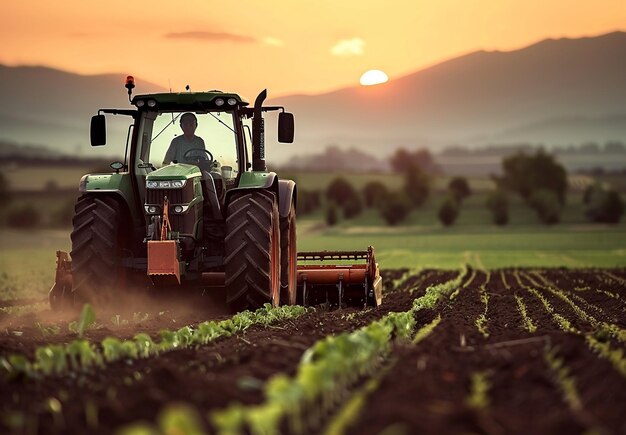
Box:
1, 0, 624, 99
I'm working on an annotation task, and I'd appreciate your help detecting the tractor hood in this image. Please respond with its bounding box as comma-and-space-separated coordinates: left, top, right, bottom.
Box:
147, 164, 202, 181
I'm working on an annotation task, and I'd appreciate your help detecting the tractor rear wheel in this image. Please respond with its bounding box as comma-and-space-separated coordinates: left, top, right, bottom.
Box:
280, 204, 297, 305
225, 191, 280, 312
70, 195, 127, 308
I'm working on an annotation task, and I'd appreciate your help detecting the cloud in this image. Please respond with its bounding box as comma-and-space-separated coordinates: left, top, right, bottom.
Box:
163, 32, 285, 47
262, 36, 285, 47
164, 31, 256, 43
330, 38, 365, 56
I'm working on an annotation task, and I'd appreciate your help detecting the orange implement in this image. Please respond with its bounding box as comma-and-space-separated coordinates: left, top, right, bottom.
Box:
296, 246, 382, 308
49, 250, 73, 309
147, 240, 181, 285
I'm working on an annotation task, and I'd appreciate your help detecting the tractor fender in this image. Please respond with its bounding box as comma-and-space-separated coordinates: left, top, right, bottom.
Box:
224, 171, 279, 212
79, 174, 133, 205
277, 179, 297, 218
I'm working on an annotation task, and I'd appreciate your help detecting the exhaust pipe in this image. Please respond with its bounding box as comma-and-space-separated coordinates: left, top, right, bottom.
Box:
252, 89, 267, 171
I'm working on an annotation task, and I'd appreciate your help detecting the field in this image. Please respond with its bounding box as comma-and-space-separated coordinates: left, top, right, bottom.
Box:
1, 169, 625, 433
1, 267, 626, 434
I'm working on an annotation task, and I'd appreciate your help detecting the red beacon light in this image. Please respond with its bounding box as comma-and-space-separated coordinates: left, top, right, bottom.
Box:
125, 75, 135, 101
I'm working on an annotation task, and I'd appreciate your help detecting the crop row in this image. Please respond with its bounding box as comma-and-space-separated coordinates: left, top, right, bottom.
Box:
0, 304, 309, 378
118, 268, 468, 435
511, 270, 626, 379
474, 271, 492, 338
525, 271, 626, 343
0, 301, 48, 316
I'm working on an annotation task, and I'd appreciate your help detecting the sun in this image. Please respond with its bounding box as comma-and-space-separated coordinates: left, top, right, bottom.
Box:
359, 70, 389, 86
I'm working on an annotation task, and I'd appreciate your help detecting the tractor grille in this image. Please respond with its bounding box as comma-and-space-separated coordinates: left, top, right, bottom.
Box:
146, 182, 195, 234
146, 187, 186, 205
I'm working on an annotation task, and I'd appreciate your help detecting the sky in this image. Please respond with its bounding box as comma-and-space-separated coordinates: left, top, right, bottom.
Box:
1, 0, 625, 99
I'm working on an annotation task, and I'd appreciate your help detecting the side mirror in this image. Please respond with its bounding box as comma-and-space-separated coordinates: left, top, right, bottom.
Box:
278, 112, 294, 143
90, 115, 106, 146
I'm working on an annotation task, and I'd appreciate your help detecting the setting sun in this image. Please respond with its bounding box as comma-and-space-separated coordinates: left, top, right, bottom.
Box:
359, 70, 389, 86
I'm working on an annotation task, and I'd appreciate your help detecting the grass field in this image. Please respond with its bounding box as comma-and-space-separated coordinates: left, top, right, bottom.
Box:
1, 218, 624, 301
1, 170, 624, 300
297, 222, 626, 269
0, 230, 71, 300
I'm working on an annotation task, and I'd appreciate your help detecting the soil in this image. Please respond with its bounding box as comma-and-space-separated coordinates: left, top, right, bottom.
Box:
0, 268, 625, 434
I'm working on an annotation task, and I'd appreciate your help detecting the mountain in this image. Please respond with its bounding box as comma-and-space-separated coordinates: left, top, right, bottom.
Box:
277, 145, 389, 172
1, 31, 626, 160
0, 65, 165, 155
270, 31, 626, 157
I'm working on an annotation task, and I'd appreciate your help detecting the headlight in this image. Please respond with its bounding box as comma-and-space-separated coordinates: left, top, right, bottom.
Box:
171, 205, 189, 214
147, 99, 157, 107
227, 98, 237, 106
145, 205, 160, 214
146, 180, 186, 188
135, 99, 145, 108
214, 98, 224, 106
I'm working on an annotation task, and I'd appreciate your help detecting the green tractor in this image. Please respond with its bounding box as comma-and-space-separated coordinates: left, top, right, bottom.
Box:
50, 77, 382, 313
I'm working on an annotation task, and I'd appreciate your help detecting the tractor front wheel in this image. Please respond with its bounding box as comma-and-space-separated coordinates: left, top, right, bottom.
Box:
70, 195, 127, 308
225, 191, 280, 313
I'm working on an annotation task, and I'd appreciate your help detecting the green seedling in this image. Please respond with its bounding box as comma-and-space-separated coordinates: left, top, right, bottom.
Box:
69, 304, 96, 338
111, 314, 129, 328
36, 322, 61, 337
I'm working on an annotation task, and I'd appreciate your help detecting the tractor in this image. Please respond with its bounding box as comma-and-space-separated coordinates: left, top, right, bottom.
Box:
50, 77, 382, 313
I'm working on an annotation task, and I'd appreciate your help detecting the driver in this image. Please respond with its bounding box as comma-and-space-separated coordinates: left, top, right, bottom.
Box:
162, 112, 207, 165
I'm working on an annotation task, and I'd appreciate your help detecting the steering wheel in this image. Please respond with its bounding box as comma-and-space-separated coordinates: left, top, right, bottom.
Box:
183, 148, 214, 165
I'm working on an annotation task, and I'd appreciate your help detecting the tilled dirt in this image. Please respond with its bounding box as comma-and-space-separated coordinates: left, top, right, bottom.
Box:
1, 268, 625, 434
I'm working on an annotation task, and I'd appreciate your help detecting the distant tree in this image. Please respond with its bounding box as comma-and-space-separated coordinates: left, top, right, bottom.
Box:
438, 197, 460, 227
584, 183, 624, 223
343, 197, 363, 219
529, 189, 562, 225
326, 204, 338, 226
362, 181, 388, 208
326, 177, 357, 205
297, 190, 321, 216
580, 142, 600, 153
583, 184, 595, 205
486, 190, 509, 226
448, 177, 471, 202
497, 151, 568, 204
404, 164, 430, 207
45, 180, 59, 191
7, 204, 41, 229
390, 148, 439, 174
379, 192, 412, 226
51, 197, 77, 228
604, 141, 626, 153
0, 173, 11, 204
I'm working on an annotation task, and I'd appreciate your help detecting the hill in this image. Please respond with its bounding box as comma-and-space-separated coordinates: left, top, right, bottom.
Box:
0, 66, 165, 155
270, 31, 626, 157
2, 32, 626, 161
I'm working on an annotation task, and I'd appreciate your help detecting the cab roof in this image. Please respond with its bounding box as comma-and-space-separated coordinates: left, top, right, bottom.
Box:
131, 91, 249, 111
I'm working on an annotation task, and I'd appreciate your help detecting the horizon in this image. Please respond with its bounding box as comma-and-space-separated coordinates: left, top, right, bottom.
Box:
1, 1, 625, 98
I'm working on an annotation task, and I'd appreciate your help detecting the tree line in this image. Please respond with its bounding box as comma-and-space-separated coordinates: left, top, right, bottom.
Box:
297, 148, 624, 227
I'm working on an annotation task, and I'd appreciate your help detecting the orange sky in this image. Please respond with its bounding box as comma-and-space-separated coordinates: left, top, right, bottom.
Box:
1, 0, 624, 99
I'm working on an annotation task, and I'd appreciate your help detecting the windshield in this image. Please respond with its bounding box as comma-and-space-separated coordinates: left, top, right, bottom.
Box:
138, 110, 240, 180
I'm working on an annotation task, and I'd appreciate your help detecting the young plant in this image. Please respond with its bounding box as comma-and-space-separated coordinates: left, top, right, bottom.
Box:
68, 304, 97, 338
466, 371, 491, 410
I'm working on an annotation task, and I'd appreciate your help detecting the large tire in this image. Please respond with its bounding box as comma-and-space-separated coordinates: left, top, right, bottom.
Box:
225, 191, 280, 312
70, 195, 127, 308
279, 204, 297, 305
